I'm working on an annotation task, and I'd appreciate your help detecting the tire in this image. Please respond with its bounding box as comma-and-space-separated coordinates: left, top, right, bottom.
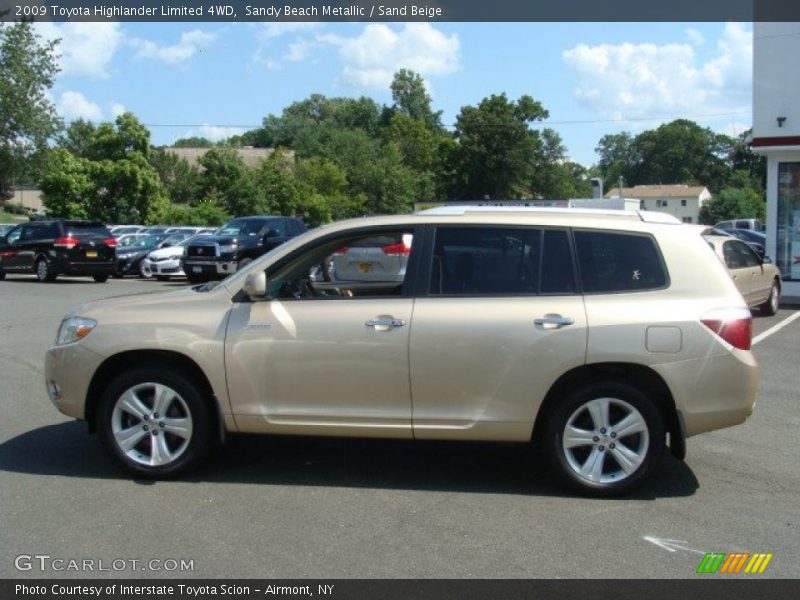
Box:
96, 367, 215, 478
760, 280, 780, 316
93, 274, 109, 283
139, 261, 153, 279
236, 257, 253, 271
35, 257, 57, 282
156, 276, 170, 282
0, 270, 5, 280
544, 381, 665, 497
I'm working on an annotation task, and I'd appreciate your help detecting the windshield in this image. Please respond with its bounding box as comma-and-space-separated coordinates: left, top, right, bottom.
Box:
130, 235, 161, 248
215, 219, 266, 237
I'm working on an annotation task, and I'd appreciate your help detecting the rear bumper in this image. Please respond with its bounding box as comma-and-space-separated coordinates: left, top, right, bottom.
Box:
653, 350, 758, 437
54, 255, 115, 276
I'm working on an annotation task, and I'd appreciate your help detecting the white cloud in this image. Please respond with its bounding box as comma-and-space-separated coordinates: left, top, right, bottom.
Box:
132, 29, 216, 65
685, 28, 706, 46
320, 23, 460, 89
284, 40, 312, 62
57, 91, 103, 122
35, 22, 122, 78
110, 103, 126, 118
187, 124, 246, 142
259, 23, 321, 41
563, 23, 752, 121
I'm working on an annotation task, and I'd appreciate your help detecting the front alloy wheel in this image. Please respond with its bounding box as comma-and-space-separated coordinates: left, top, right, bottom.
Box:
98, 368, 214, 478
546, 381, 665, 496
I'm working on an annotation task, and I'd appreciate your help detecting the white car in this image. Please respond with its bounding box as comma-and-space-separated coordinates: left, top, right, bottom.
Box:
141, 234, 210, 280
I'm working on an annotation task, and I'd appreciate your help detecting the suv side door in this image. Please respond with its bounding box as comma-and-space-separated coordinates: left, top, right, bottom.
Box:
15, 223, 48, 271
0, 225, 24, 271
408, 225, 588, 441
225, 224, 422, 438
723, 239, 761, 304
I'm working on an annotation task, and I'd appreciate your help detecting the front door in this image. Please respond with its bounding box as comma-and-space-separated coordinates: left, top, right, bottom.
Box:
225, 225, 421, 438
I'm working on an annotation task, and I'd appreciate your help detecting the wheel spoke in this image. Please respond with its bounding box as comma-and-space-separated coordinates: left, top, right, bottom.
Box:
579, 446, 606, 481
152, 384, 175, 417
161, 417, 192, 440
613, 412, 647, 439
149, 433, 173, 466
114, 425, 148, 453
610, 441, 644, 475
586, 398, 610, 431
563, 425, 596, 448
118, 390, 150, 420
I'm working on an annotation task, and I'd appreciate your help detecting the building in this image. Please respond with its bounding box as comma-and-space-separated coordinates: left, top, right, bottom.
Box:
604, 185, 711, 224
4, 187, 43, 211
752, 22, 800, 299
165, 147, 294, 169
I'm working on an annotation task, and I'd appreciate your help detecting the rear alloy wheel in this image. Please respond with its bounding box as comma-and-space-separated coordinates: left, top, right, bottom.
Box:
139, 261, 153, 279
97, 368, 214, 478
93, 274, 109, 283
35, 258, 57, 282
546, 382, 665, 497
761, 281, 780, 316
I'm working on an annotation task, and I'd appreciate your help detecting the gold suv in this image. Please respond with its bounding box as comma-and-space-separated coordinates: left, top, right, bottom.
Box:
45, 208, 758, 496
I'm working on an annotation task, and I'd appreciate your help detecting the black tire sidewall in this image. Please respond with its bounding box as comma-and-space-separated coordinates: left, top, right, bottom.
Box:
545, 381, 665, 497
93, 274, 109, 283
96, 367, 214, 478
762, 282, 779, 316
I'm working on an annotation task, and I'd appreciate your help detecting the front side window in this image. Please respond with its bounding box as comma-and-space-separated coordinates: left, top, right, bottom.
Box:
429, 226, 575, 296
574, 230, 667, 293
266, 229, 415, 300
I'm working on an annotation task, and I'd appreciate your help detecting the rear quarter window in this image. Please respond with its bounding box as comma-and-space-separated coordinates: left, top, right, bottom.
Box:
574, 230, 668, 293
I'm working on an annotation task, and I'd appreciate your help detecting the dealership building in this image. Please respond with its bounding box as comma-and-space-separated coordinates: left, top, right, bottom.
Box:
752, 22, 800, 299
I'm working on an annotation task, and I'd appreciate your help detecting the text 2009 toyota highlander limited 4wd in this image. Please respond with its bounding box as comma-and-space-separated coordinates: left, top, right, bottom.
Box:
45, 208, 758, 496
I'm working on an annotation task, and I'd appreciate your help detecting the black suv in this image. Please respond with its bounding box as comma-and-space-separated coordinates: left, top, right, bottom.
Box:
0, 220, 117, 282
182, 216, 306, 283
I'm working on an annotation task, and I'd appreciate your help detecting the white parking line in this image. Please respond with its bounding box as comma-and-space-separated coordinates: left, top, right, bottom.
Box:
753, 311, 800, 345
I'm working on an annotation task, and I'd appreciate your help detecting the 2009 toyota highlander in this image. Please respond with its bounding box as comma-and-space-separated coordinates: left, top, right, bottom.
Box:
45, 207, 758, 496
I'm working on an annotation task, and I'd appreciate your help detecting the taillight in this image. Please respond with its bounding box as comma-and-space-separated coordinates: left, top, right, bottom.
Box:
333, 246, 349, 256
54, 237, 79, 249
701, 308, 753, 350
381, 242, 412, 256
103, 238, 117, 248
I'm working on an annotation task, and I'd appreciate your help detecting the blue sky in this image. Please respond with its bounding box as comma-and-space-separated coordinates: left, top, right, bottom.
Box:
34, 21, 753, 166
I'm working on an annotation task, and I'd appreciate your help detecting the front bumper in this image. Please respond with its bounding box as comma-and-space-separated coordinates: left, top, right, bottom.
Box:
45, 343, 106, 420
182, 259, 238, 278
143, 258, 184, 277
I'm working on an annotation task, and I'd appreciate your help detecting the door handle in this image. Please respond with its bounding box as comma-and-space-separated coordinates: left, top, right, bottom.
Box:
534, 314, 575, 329
366, 317, 406, 332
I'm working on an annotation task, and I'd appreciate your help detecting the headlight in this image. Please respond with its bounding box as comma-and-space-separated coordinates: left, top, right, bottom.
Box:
56, 317, 97, 346
219, 244, 237, 253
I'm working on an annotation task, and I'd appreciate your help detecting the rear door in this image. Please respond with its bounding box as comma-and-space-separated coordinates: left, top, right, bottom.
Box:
409, 225, 588, 441
722, 239, 759, 304
64, 222, 116, 265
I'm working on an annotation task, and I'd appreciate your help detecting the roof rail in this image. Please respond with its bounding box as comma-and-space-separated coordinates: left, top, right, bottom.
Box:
416, 205, 681, 223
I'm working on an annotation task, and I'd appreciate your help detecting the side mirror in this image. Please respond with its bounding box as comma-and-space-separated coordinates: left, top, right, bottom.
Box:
266, 228, 281, 238
242, 270, 267, 300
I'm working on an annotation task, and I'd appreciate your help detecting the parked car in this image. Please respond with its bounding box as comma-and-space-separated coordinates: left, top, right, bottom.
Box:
110, 226, 146, 237
140, 234, 211, 281
703, 231, 781, 315
45, 207, 759, 496
717, 228, 767, 257
0, 219, 116, 282
114, 233, 183, 278
324, 233, 413, 284
0, 223, 17, 237
182, 216, 307, 284
715, 219, 764, 232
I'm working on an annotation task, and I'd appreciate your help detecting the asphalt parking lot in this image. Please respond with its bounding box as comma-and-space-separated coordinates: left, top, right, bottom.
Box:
0, 275, 798, 579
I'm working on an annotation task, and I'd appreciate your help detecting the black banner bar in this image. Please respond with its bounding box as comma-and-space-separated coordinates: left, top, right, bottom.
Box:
2, 0, 800, 23
4, 580, 800, 600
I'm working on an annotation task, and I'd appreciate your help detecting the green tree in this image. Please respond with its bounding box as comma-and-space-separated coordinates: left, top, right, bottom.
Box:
0, 21, 62, 198
197, 146, 266, 215
41, 113, 169, 223
254, 150, 302, 216
453, 94, 549, 199
296, 157, 366, 221
172, 136, 213, 148
595, 132, 636, 190
149, 148, 202, 204
698, 186, 766, 225
388, 69, 443, 130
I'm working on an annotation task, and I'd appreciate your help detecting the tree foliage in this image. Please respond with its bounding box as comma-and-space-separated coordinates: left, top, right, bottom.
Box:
0, 21, 62, 198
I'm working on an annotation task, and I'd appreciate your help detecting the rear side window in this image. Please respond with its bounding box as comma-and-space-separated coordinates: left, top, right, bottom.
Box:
574, 231, 667, 293
430, 227, 575, 296
723, 240, 760, 269
65, 224, 111, 238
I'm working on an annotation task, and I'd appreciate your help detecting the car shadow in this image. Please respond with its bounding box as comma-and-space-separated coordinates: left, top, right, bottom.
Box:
0, 276, 100, 284
0, 422, 699, 499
